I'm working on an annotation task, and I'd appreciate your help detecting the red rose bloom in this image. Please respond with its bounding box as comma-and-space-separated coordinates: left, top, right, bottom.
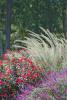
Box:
0, 80, 3, 85
0, 60, 2, 66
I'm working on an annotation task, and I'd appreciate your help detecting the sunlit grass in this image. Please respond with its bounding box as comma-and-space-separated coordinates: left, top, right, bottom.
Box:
13, 27, 67, 71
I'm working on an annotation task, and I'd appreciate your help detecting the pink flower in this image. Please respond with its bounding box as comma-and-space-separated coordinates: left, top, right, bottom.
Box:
31, 75, 36, 79
11, 58, 16, 63
3, 53, 8, 60
27, 71, 31, 76
27, 58, 33, 66
0, 93, 7, 97
35, 73, 40, 77
16, 78, 23, 84
33, 66, 37, 71
5, 68, 13, 74
0, 60, 2, 66
18, 57, 26, 63
0, 79, 3, 85
21, 74, 25, 77
0, 72, 4, 78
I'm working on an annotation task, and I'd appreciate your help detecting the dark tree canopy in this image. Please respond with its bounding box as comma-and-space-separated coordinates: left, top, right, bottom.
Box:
0, 0, 67, 52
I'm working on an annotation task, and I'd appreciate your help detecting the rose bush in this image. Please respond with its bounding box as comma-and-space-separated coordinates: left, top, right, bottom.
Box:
0, 49, 44, 98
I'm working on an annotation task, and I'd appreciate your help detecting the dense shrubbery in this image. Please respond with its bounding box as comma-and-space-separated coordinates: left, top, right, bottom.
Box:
0, 28, 67, 100
0, 49, 44, 98
14, 28, 67, 100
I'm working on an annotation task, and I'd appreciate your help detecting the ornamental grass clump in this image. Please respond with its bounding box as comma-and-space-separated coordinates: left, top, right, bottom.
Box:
0, 49, 44, 99
13, 27, 67, 71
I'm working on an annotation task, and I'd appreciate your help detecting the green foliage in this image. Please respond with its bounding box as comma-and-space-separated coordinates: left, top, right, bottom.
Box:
0, 0, 67, 51
0, 0, 64, 33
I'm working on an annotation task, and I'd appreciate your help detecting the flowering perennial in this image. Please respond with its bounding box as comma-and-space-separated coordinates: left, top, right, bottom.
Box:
0, 49, 44, 97
17, 68, 67, 100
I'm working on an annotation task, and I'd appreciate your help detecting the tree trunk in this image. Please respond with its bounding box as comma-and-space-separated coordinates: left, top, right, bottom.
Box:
0, 32, 3, 56
62, 1, 67, 39
46, 0, 53, 32
5, 0, 13, 50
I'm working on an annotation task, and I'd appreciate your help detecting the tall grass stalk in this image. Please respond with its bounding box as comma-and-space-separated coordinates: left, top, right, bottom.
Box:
13, 27, 67, 71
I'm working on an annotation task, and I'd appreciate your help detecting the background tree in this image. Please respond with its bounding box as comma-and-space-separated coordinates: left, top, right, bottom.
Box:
5, 0, 13, 50
0, 0, 6, 54
0, 0, 67, 53
62, 0, 67, 38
